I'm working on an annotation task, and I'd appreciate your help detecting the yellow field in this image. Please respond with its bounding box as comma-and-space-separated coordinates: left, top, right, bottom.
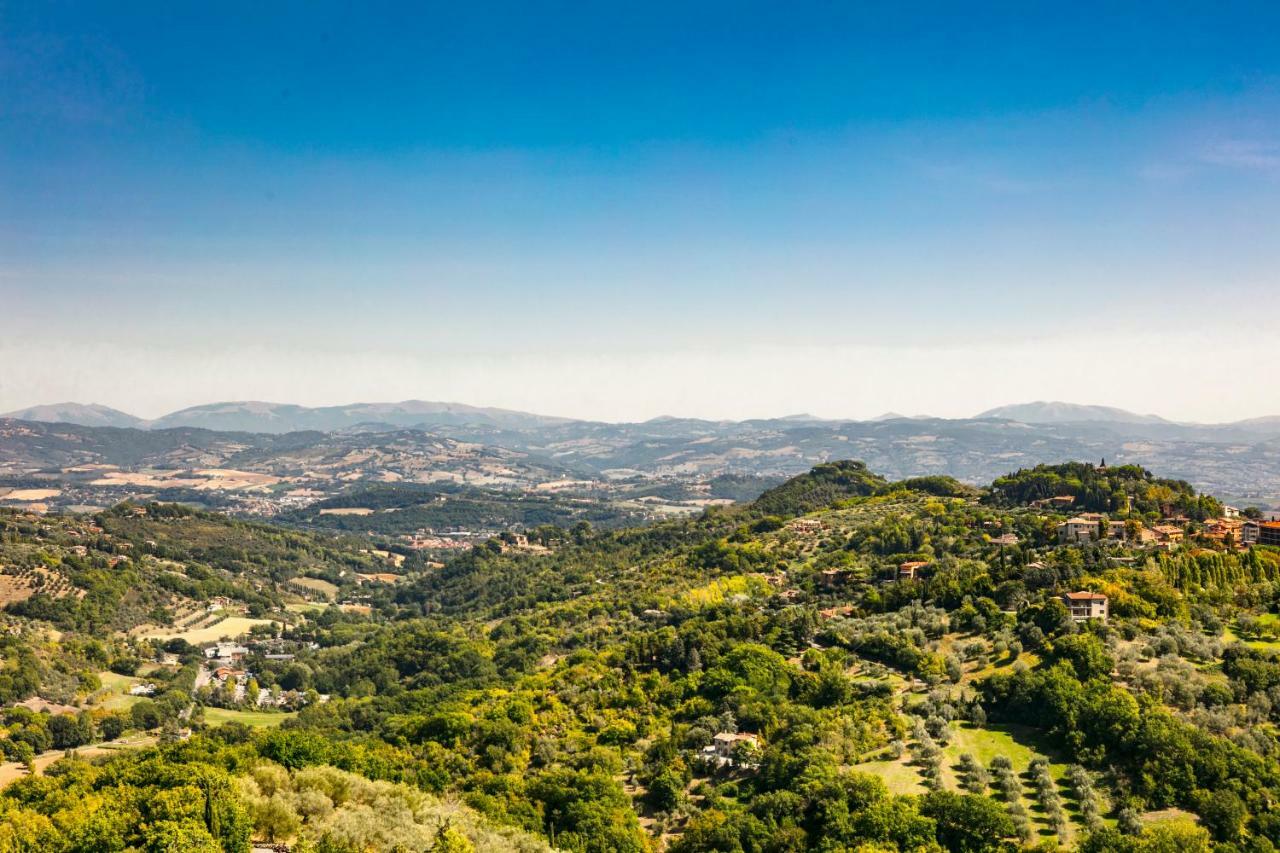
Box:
143, 616, 277, 645
0, 488, 62, 501
1140, 808, 1200, 829
87, 468, 280, 492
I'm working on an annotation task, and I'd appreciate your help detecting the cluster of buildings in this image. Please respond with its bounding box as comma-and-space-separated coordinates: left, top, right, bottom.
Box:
204, 642, 250, 662
196, 639, 324, 709
821, 560, 932, 591
403, 530, 478, 551
1057, 513, 1183, 547
497, 532, 551, 553
1055, 511, 1280, 550
816, 558, 934, 592
789, 518, 825, 535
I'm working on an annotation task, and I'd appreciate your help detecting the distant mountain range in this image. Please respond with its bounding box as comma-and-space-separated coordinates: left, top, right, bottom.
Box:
5, 398, 1277, 433
2, 402, 148, 429
4, 398, 1280, 507
1, 400, 573, 434
975, 401, 1173, 425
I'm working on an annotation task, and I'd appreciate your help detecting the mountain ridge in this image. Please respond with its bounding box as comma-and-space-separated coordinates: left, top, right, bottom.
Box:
8, 408, 1280, 510
1, 402, 147, 429
1, 399, 577, 434
974, 400, 1173, 425
5, 398, 1280, 432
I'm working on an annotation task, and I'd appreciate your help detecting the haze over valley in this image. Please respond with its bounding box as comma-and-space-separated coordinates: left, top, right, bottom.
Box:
4, 399, 1280, 542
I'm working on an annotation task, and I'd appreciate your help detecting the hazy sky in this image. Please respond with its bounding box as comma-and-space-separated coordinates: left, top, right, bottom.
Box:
3, 3, 1279, 421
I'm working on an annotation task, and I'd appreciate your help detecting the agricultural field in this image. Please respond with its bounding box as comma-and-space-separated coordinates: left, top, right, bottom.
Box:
142, 615, 277, 645
285, 600, 330, 613
201, 707, 296, 728
0, 488, 62, 501
288, 576, 340, 600
0, 566, 81, 606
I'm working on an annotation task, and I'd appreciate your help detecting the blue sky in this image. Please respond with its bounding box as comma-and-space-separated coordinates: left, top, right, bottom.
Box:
2, 2, 1279, 420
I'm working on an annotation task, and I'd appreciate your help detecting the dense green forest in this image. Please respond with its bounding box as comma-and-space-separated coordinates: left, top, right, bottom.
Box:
1, 461, 1279, 851
988, 462, 1222, 518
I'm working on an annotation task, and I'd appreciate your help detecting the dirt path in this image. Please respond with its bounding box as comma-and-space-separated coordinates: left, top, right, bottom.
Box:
0, 735, 155, 788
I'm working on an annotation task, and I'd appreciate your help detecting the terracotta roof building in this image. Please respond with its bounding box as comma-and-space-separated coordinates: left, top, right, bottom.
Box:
1259, 521, 1280, 548
1061, 591, 1108, 622
898, 561, 929, 580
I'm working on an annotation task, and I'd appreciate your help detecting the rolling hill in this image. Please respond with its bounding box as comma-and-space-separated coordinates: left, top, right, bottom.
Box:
6, 407, 1280, 513
148, 399, 575, 433
0, 402, 146, 429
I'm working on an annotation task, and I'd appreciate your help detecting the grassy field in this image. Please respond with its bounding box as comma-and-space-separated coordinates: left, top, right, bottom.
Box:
947, 723, 1083, 844
849, 756, 927, 795
286, 601, 330, 613
1224, 624, 1280, 652
942, 723, 1065, 777
290, 576, 339, 599
143, 616, 277, 645
92, 671, 144, 711
202, 707, 296, 728
850, 722, 1085, 844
